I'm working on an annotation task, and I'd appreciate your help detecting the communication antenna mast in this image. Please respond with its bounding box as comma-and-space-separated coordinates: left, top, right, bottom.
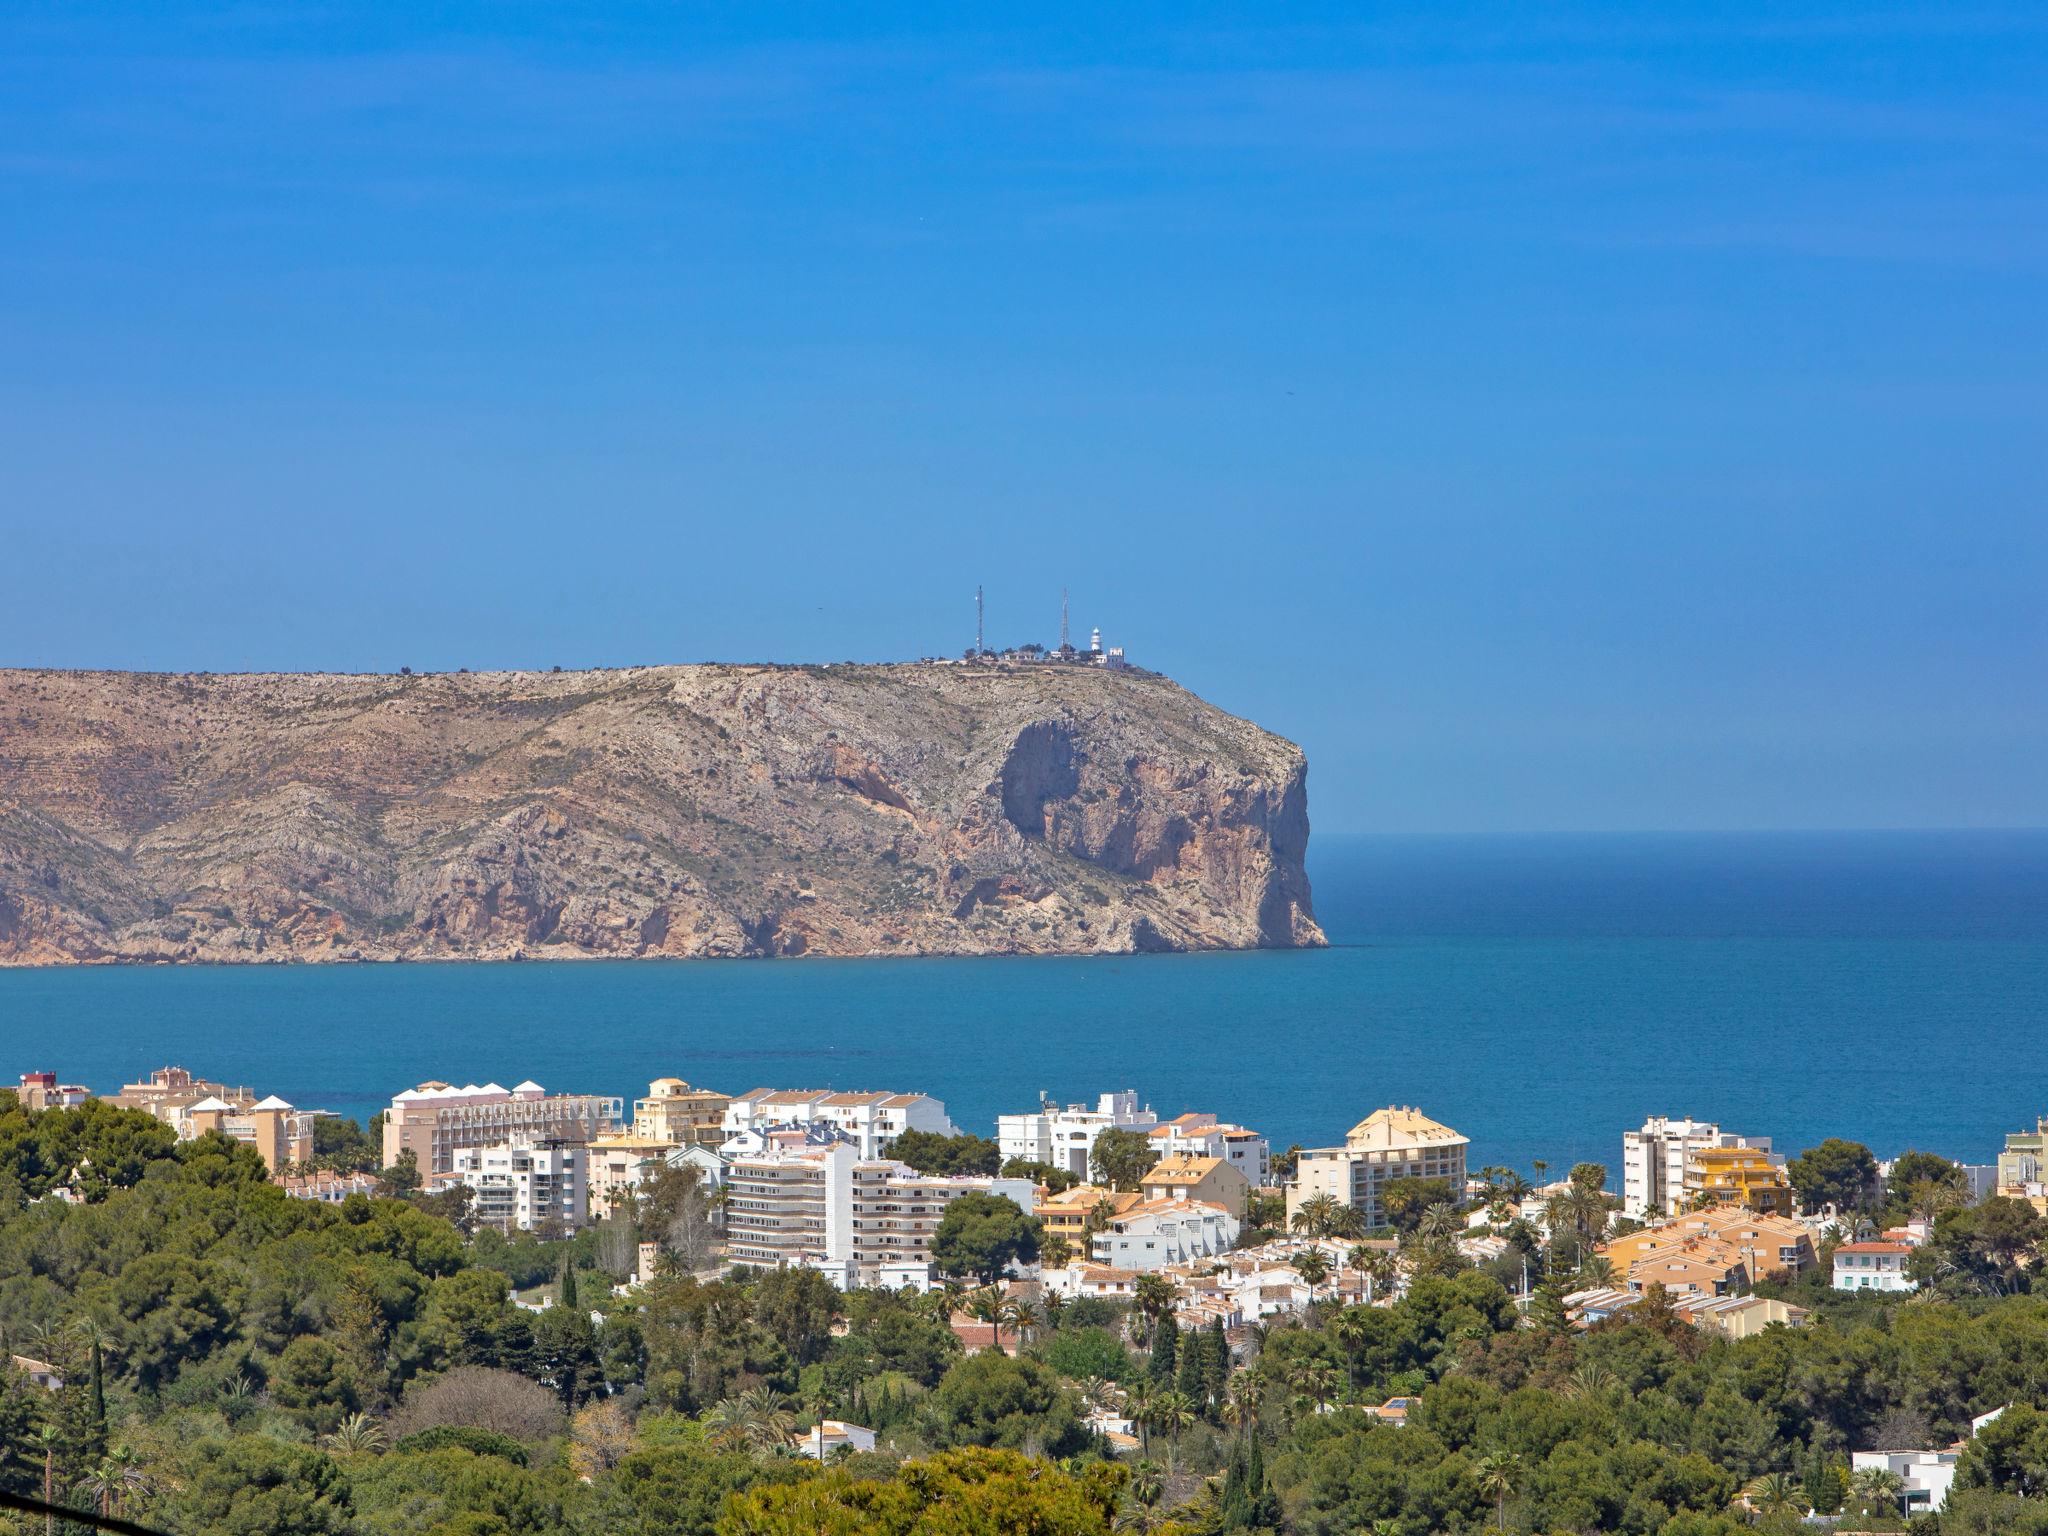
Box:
976, 585, 985, 654
1060, 588, 1070, 651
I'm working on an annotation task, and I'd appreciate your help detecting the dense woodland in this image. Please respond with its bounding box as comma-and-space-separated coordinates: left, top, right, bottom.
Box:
3, 1097, 2048, 1536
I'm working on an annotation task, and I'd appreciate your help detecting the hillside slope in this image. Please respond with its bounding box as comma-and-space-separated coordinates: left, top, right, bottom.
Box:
0, 663, 1323, 964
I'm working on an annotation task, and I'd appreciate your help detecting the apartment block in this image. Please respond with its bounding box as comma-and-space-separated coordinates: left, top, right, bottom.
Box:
1688, 1144, 1795, 1217
13, 1072, 91, 1111
1141, 1152, 1253, 1217
1621, 1116, 1781, 1218
107, 1067, 315, 1173
1090, 1196, 1240, 1271
998, 1090, 1158, 1179
723, 1142, 1033, 1288
1602, 1207, 1817, 1298
183, 1094, 315, 1174
382, 1080, 622, 1176
1998, 1117, 2048, 1205
1147, 1113, 1272, 1186
451, 1141, 588, 1233
1034, 1185, 1143, 1246
632, 1078, 731, 1149
723, 1088, 957, 1159
1286, 1106, 1469, 1231
587, 1132, 690, 1219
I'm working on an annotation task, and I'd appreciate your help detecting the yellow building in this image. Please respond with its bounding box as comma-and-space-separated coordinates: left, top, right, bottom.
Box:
1141, 1153, 1252, 1218
1035, 1185, 1142, 1245
1687, 1146, 1795, 1217
633, 1078, 730, 1149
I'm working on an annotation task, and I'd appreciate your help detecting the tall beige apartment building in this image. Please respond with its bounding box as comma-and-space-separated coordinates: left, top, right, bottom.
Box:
1286, 1106, 1469, 1230
382, 1080, 622, 1176
632, 1078, 731, 1149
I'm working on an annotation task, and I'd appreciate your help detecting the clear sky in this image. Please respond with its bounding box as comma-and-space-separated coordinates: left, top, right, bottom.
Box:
3, 4, 2044, 833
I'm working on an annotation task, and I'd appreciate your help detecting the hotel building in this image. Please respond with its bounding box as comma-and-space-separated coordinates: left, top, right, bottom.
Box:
1286, 1106, 1469, 1231
382, 1080, 622, 1176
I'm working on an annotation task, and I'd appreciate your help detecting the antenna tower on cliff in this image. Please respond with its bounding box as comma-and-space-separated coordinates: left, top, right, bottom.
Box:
1060, 588, 1070, 651
976, 585, 985, 654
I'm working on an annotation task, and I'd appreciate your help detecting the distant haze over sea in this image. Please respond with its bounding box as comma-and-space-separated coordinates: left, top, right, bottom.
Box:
7, 829, 2046, 1173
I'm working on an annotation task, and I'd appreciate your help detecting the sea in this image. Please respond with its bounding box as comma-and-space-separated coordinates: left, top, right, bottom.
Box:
4, 830, 2046, 1176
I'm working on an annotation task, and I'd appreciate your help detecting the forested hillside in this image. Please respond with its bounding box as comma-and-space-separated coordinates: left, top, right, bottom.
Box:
3, 1097, 2048, 1535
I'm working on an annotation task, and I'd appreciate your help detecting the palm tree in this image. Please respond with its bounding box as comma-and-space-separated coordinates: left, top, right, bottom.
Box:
1329, 1307, 1373, 1389
1128, 1459, 1163, 1509
1293, 1192, 1340, 1238
1150, 1389, 1197, 1470
1294, 1246, 1331, 1304
1005, 1296, 1043, 1349
1418, 1203, 1462, 1243
1220, 1374, 1263, 1437
1121, 1380, 1156, 1453
1742, 1472, 1804, 1517
1132, 1272, 1178, 1332
36, 1425, 59, 1536
1847, 1465, 1905, 1515
325, 1413, 386, 1455
1573, 1255, 1616, 1288
702, 1387, 797, 1455
1360, 1249, 1399, 1302
1559, 1361, 1616, 1401
967, 1287, 1008, 1352
74, 1447, 150, 1521
916, 1281, 965, 1328
1474, 1450, 1524, 1531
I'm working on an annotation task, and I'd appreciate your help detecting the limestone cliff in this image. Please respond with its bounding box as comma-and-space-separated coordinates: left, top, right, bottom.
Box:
0, 663, 1323, 964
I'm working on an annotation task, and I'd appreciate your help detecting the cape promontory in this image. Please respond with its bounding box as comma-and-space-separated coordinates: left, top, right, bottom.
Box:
0, 663, 1323, 965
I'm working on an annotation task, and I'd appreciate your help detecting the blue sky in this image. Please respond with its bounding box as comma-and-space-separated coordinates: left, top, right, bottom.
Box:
2, 4, 2044, 833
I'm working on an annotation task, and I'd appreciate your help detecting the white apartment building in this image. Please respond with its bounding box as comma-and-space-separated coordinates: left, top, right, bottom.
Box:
722, 1089, 957, 1159
1090, 1197, 1240, 1271
998, 1090, 1158, 1179
1287, 1106, 1469, 1231
1148, 1112, 1272, 1186
450, 1141, 588, 1233
723, 1141, 1034, 1289
1621, 1117, 1775, 1219
383, 1081, 623, 1177
1833, 1241, 1916, 1293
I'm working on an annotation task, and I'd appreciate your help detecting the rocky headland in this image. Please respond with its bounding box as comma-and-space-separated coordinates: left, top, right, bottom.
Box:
0, 663, 1323, 964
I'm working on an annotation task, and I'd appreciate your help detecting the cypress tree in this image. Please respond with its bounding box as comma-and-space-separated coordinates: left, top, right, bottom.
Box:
89, 1340, 105, 1437
1206, 1317, 1230, 1402
1148, 1315, 1179, 1382
558, 1254, 579, 1312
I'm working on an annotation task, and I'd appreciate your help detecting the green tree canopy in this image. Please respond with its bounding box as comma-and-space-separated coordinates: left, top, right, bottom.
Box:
931, 1193, 1040, 1284
1787, 1139, 1880, 1215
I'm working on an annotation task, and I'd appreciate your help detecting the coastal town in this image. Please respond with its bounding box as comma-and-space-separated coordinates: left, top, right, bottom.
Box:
11, 1062, 2046, 1524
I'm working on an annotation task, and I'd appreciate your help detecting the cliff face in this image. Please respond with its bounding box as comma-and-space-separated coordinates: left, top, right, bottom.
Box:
0, 664, 1323, 965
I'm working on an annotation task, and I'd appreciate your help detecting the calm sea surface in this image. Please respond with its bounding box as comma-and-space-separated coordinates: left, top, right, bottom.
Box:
4, 831, 2045, 1173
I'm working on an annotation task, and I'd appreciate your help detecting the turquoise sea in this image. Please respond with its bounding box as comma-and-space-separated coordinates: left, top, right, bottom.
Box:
4, 830, 2046, 1174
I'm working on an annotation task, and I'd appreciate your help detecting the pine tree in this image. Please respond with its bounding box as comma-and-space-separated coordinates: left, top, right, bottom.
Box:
1148, 1315, 1179, 1383
1531, 1278, 1572, 1337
